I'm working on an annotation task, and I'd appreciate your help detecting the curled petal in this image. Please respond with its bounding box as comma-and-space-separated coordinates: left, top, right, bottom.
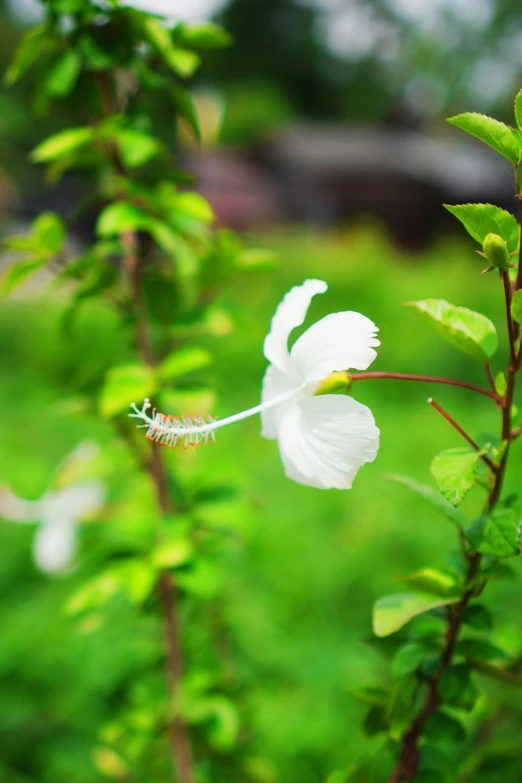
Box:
290, 311, 379, 384
34, 517, 77, 574
276, 394, 379, 489
40, 480, 105, 521
0, 488, 39, 523
263, 279, 327, 373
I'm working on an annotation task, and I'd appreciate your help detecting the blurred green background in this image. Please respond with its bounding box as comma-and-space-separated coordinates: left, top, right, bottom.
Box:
1, 1, 522, 782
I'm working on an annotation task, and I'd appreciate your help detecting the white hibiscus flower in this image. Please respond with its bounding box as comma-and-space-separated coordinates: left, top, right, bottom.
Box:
130, 279, 380, 490
0, 441, 105, 574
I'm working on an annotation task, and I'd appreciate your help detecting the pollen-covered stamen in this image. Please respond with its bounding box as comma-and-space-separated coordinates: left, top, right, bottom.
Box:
129, 399, 217, 450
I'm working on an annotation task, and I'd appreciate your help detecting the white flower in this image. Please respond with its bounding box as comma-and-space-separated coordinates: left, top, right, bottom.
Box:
130, 279, 380, 489
0, 441, 105, 574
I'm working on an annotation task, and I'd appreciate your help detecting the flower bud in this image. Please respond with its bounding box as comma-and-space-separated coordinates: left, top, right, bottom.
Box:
483, 233, 509, 270
314, 371, 351, 396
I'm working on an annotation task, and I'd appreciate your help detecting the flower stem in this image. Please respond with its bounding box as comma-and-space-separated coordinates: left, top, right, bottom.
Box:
351, 372, 501, 403
427, 398, 498, 473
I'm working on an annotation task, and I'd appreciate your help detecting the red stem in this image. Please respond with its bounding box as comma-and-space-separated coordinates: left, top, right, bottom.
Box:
351, 372, 501, 403
428, 398, 498, 473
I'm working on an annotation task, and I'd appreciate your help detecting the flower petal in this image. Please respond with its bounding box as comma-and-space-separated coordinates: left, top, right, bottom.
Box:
276, 394, 379, 489
260, 364, 298, 439
289, 311, 379, 384
34, 517, 77, 574
263, 279, 327, 373
0, 488, 38, 523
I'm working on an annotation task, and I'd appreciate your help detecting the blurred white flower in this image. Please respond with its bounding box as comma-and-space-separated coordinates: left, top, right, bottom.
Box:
0, 442, 105, 574
130, 279, 380, 489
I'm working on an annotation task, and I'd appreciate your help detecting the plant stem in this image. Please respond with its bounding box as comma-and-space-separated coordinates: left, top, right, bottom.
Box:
351, 372, 501, 403
387, 235, 520, 783
96, 70, 194, 783
427, 398, 498, 473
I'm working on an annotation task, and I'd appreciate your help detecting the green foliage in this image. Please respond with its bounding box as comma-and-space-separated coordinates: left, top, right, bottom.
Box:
31, 126, 94, 162
439, 665, 479, 711
447, 113, 521, 164
99, 364, 156, 418
465, 495, 522, 557
511, 289, 522, 325
430, 447, 482, 507
424, 711, 467, 744
444, 204, 520, 255
515, 89, 522, 133
373, 592, 459, 637
406, 299, 498, 362
385, 475, 467, 528
398, 568, 460, 597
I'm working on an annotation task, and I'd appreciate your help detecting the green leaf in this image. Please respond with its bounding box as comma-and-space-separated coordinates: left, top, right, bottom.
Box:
46, 49, 82, 97
495, 372, 507, 396
4, 25, 55, 85
31, 126, 93, 163
431, 448, 481, 507
96, 202, 151, 236
172, 192, 214, 223
385, 474, 467, 528
392, 641, 439, 679
465, 495, 521, 558
363, 705, 388, 737
406, 299, 497, 362
144, 17, 200, 76
482, 562, 518, 580
373, 592, 459, 638
444, 204, 519, 254
456, 638, 511, 661
173, 22, 233, 50
99, 363, 156, 418
511, 290, 522, 326
33, 212, 66, 255
470, 658, 522, 688
398, 568, 459, 597
152, 532, 194, 569
424, 710, 467, 744
349, 686, 389, 708
237, 248, 279, 269
171, 84, 201, 140
447, 113, 521, 164
117, 128, 159, 169
462, 604, 493, 631
439, 664, 479, 711
515, 89, 522, 133
1, 259, 45, 296
158, 347, 213, 381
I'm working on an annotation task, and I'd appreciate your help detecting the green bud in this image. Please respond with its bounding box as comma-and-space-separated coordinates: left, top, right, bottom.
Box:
482, 233, 509, 270
314, 371, 351, 396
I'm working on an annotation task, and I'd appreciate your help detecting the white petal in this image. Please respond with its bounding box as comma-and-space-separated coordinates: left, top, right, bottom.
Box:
276, 395, 379, 489
263, 279, 327, 373
260, 364, 299, 439
40, 480, 105, 521
0, 488, 39, 523
289, 311, 379, 384
34, 517, 77, 574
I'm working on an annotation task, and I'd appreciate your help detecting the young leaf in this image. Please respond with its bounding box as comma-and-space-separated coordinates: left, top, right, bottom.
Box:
424, 711, 467, 744
171, 84, 201, 141
31, 126, 93, 163
350, 686, 389, 708
447, 113, 521, 164
33, 212, 66, 255
430, 448, 481, 507
511, 290, 522, 326
99, 363, 156, 418
362, 705, 388, 737
144, 17, 200, 77
158, 347, 213, 381
173, 22, 233, 50
406, 299, 497, 362
444, 203, 519, 254
116, 129, 159, 169
4, 25, 55, 86
482, 562, 518, 581
151, 532, 194, 569
373, 592, 459, 638
96, 203, 151, 236
385, 474, 467, 528
46, 49, 82, 97
1, 258, 46, 296
398, 568, 459, 597
515, 89, 522, 133
465, 494, 521, 558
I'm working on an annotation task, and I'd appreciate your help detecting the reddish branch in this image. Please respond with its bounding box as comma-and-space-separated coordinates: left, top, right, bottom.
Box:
350, 372, 501, 403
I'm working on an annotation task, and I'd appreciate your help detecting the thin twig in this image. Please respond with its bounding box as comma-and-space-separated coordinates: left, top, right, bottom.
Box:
427, 398, 498, 473
351, 371, 501, 403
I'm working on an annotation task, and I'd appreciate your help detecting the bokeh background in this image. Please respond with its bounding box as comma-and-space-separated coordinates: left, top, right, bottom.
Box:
1, 1, 522, 781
